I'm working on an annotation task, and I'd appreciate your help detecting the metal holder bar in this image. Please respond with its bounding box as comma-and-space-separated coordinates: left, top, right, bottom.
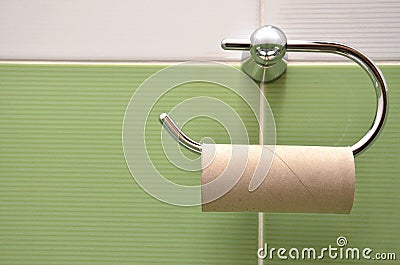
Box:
160, 25, 389, 156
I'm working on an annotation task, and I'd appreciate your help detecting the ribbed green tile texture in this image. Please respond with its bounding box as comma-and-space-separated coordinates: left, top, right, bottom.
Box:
0, 64, 399, 264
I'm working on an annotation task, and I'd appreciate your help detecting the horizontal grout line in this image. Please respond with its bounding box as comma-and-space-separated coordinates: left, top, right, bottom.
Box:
0, 60, 240, 65
0, 60, 399, 66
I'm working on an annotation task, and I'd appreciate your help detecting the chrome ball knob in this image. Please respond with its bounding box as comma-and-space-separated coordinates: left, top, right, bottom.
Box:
250, 25, 287, 66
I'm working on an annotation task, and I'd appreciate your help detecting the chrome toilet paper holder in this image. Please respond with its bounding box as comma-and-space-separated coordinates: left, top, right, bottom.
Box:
160, 25, 388, 156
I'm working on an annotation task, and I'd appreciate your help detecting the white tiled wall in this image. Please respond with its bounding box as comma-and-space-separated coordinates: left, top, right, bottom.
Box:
0, 0, 398, 61
265, 0, 400, 61
0, 0, 259, 61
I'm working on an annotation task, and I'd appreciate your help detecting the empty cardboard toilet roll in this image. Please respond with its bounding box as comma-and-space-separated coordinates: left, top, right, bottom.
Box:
201, 144, 355, 213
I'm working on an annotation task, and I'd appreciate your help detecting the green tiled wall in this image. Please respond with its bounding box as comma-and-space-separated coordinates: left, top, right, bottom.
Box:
0, 64, 398, 264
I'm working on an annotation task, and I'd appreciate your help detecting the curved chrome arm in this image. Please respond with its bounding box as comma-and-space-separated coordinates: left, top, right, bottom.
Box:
159, 113, 202, 153
160, 41, 388, 156
287, 40, 388, 156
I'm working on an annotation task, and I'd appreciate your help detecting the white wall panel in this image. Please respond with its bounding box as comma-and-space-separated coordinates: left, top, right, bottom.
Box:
2, 0, 398, 62
0, 0, 260, 60
264, 0, 400, 61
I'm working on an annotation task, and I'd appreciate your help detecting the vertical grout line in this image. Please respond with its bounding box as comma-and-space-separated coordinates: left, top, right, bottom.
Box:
259, 0, 265, 26
258, 1, 265, 264
258, 82, 265, 265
